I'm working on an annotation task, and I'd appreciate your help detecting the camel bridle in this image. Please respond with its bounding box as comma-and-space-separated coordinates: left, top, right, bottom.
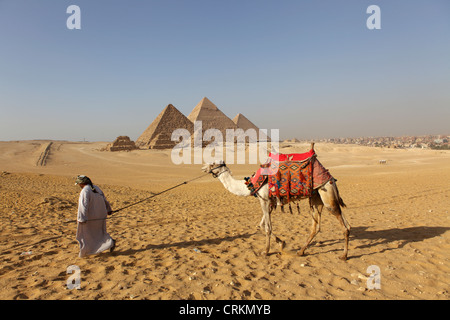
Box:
209, 163, 227, 178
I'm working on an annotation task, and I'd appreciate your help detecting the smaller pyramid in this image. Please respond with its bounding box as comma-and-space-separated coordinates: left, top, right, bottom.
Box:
233, 113, 270, 142
136, 104, 194, 149
106, 136, 138, 151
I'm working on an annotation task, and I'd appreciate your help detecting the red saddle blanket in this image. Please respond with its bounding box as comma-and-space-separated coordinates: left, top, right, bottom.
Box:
248, 149, 333, 201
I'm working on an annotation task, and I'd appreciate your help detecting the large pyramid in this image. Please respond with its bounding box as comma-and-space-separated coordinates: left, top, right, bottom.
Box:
136, 104, 194, 149
232, 113, 270, 142
187, 97, 238, 137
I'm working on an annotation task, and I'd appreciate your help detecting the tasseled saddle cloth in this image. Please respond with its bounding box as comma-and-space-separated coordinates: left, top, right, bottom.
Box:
245, 149, 333, 205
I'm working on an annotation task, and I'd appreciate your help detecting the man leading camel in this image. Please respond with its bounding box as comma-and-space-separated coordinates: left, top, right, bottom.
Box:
75, 175, 116, 258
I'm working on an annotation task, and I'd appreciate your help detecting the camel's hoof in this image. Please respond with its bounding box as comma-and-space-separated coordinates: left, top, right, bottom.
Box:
297, 250, 306, 256
256, 226, 265, 235
339, 255, 347, 261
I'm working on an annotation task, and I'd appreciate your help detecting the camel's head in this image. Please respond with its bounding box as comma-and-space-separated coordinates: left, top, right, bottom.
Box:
202, 160, 228, 178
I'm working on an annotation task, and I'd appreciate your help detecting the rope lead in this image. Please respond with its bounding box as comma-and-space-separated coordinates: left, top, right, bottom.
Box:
65, 173, 208, 224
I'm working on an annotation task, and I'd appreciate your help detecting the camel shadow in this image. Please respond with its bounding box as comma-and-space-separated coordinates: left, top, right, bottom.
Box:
112, 232, 256, 257
349, 226, 450, 258
290, 226, 449, 260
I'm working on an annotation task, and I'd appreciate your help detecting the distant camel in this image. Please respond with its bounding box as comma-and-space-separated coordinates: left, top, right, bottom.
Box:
202, 149, 351, 260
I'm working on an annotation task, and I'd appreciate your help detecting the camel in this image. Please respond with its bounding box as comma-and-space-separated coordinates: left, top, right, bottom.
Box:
202, 146, 351, 260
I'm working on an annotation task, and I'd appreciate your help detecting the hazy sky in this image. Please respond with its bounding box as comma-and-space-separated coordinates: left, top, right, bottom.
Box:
1, 0, 449, 141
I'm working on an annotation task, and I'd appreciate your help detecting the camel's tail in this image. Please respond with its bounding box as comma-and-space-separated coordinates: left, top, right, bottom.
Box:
338, 195, 346, 208
332, 179, 350, 229
332, 179, 346, 209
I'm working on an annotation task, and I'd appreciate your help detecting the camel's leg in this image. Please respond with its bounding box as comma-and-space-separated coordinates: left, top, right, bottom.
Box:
318, 183, 351, 261
256, 187, 269, 232
272, 232, 286, 253
335, 210, 350, 260
298, 196, 323, 256
258, 195, 271, 256
258, 216, 284, 245
260, 200, 286, 256
262, 204, 272, 256
256, 185, 285, 255
257, 214, 265, 233
267, 204, 286, 254
327, 206, 350, 260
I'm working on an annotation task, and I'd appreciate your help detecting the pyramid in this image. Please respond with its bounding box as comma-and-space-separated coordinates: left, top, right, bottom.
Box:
136, 104, 194, 149
232, 113, 270, 142
187, 97, 238, 138
106, 136, 138, 151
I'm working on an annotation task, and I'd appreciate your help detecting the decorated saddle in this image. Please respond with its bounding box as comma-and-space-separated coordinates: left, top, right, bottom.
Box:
244, 148, 333, 204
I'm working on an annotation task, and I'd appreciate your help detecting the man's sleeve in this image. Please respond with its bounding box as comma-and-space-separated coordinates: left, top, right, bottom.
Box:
77, 189, 90, 222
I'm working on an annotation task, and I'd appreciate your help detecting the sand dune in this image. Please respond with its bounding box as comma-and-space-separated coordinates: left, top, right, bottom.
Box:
0, 140, 449, 300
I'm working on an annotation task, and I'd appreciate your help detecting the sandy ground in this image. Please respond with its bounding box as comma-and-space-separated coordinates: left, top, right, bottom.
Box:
0, 140, 449, 300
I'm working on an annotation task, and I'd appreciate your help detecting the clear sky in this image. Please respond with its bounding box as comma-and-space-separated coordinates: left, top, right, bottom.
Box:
1, 0, 449, 141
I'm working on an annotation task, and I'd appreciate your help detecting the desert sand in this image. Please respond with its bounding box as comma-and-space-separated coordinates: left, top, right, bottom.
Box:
0, 140, 449, 300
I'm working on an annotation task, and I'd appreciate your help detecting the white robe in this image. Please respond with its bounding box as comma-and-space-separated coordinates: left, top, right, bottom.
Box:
76, 185, 114, 258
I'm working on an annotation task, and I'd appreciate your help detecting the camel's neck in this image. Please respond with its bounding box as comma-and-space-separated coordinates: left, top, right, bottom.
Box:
217, 169, 251, 197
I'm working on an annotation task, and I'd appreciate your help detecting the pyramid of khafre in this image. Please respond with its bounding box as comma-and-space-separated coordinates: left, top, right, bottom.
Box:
106, 136, 138, 151
187, 97, 238, 137
136, 104, 194, 149
232, 113, 270, 142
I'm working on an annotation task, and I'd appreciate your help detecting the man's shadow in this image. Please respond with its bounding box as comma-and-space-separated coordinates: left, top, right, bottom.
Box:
111, 232, 256, 256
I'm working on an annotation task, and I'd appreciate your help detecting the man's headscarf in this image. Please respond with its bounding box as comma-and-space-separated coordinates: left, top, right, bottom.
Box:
75, 175, 98, 193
